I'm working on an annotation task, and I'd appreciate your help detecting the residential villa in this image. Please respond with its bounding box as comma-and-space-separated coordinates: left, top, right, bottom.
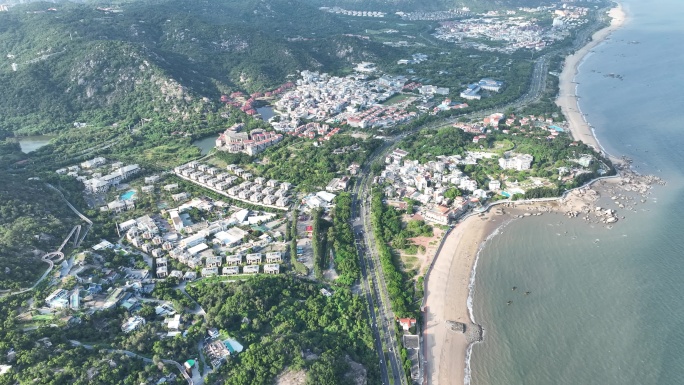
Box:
246, 253, 262, 265
84, 164, 140, 193
264, 264, 280, 274
122, 316, 146, 333
45, 289, 69, 309
215, 125, 283, 156
225, 255, 242, 266
265, 252, 282, 263
243, 265, 259, 274
498, 153, 533, 171
423, 205, 452, 225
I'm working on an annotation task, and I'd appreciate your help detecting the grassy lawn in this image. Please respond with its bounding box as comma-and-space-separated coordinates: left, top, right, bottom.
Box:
187, 274, 251, 289
206, 156, 228, 169
399, 254, 420, 272
493, 139, 515, 153
32, 314, 56, 321
382, 93, 413, 105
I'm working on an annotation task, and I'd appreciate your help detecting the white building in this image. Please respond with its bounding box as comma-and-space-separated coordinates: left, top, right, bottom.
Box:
266, 252, 282, 263
243, 265, 259, 274
246, 253, 262, 265
478, 78, 504, 92
170, 210, 184, 232
119, 219, 137, 232
187, 243, 209, 256
264, 264, 280, 274
180, 234, 206, 249
214, 227, 247, 246
206, 256, 222, 268
81, 157, 107, 169
157, 265, 168, 278
498, 154, 533, 171
92, 239, 114, 251
225, 255, 242, 266
460, 84, 481, 100
423, 206, 452, 226
83, 164, 141, 193
472, 189, 488, 199
172, 192, 190, 202
122, 316, 146, 333
45, 289, 69, 309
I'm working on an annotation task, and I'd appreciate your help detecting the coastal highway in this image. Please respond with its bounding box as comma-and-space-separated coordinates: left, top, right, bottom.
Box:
351, 176, 392, 385
344, 42, 555, 384
351, 138, 413, 385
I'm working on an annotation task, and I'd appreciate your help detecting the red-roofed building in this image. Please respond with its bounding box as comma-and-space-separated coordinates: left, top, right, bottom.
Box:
398, 318, 417, 331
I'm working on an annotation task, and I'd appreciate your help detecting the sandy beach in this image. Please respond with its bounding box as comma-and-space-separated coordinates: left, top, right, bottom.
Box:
424, 211, 500, 385
556, 5, 627, 152
424, 5, 628, 385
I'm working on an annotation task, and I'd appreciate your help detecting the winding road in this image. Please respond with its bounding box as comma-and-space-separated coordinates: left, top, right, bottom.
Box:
69, 340, 193, 384
3, 184, 93, 297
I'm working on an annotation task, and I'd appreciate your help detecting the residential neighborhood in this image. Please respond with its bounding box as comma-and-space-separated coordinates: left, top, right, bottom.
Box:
271, 70, 420, 131
174, 161, 292, 209
434, 4, 592, 52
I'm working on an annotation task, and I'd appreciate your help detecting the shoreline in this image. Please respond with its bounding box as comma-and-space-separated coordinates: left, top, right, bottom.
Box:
423, 4, 628, 385
556, 4, 627, 156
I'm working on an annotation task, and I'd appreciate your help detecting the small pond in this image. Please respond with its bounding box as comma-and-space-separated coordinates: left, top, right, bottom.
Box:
15, 135, 55, 153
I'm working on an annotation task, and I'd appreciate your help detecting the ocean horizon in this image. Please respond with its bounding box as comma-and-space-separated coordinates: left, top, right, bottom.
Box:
469, 0, 684, 384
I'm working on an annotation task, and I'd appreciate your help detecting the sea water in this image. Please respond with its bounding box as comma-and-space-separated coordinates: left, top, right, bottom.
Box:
470, 1, 684, 384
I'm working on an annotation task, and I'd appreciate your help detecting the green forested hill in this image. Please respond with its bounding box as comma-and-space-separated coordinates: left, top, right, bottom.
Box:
0, 0, 562, 134
0, 0, 397, 134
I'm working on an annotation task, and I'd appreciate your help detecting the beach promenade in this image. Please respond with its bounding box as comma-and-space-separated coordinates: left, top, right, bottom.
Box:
423, 4, 627, 385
